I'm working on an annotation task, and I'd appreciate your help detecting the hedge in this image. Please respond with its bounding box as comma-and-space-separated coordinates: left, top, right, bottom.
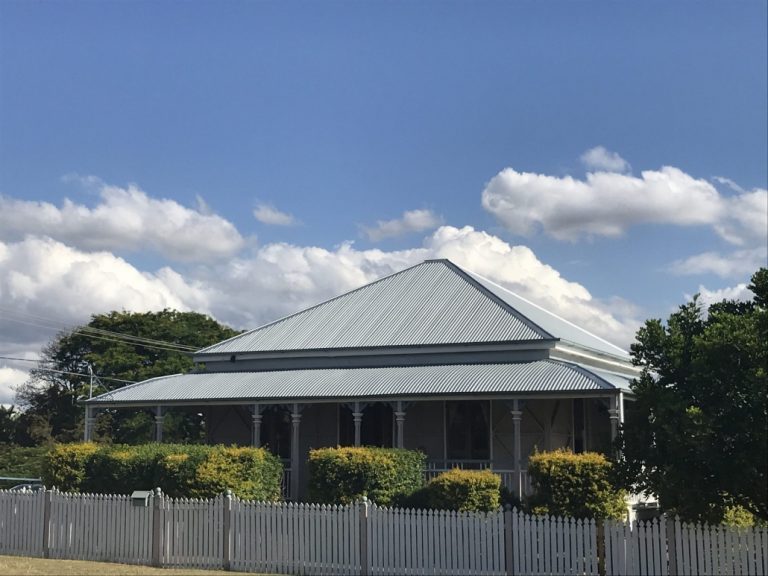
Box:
308, 446, 425, 506
426, 469, 501, 512
42, 443, 99, 492
526, 449, 626, 520
43, 443, 283, 500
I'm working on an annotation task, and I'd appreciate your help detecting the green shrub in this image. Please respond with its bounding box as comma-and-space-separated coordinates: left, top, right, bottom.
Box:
722, 505, 757, 528
190, 446, 282, 501
43, 443, 282, 500
42, 443, 99, 491
527, 449, 626, 520
308, 446, 425, 506
426, 469, 501, 512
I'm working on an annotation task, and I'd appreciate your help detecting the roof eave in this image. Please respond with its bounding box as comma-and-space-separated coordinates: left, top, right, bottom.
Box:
193, 338, 558, 363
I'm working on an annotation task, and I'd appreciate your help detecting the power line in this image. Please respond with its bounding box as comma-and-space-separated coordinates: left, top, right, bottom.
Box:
0, 307, 201, 350
0, 357, 136, 385
0, 356, 42, 363
0, 313, 197, 353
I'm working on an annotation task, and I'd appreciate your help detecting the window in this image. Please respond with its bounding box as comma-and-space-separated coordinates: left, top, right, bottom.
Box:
446, 401, 490, 461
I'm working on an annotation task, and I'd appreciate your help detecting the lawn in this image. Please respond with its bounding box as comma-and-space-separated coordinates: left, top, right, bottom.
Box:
0, 555, 270, 575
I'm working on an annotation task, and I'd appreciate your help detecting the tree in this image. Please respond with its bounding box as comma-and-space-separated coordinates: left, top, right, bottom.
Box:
616, 268, 768, 523
15, 309, 240, 445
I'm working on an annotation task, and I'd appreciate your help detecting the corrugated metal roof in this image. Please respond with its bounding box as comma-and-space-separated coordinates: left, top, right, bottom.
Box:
461, 268, 630, 358
198, 260, 556, 355
87, 360, 623, 405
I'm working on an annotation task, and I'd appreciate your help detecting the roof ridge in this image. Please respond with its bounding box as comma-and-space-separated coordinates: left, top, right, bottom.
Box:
461, 267, 628, 356
440, 260, 555, 340
196, 260, 438, 355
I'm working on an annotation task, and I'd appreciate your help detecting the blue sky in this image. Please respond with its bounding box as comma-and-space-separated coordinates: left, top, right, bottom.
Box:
0, 1, 766, 402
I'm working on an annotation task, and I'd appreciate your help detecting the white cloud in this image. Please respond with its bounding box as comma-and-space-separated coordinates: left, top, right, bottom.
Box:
0, 236, 211, 362
0, 183, 244, 262
362, 209, 443, 241
0, 366, 28, 405
669, 247, 767, 278
713, 176, 746, 194
482, 164, 767, 247
694, 282, 753, 310
253, 204, 297, 226
714, 188, 768, 247
580, 146, 630, 173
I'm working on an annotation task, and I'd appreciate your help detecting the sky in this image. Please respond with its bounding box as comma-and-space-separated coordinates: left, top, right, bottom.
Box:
0, 1, 766, 404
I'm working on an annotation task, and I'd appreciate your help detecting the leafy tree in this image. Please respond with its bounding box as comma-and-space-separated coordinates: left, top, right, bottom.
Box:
15, 309, 240, 445
617, 268, 767, 523
0, 406, 20, 444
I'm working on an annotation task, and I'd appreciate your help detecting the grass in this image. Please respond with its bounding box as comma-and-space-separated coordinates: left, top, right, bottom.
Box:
0, 555, 271, 575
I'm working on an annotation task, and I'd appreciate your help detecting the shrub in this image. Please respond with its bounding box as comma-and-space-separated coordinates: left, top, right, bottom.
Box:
42, 443, 99, 491
191, 446, 282, 501
43, 443, 282, 500
526, 449, 626, 520
426, 469, 501, 512
722, 505, 757, 528
308, 446, 425, 506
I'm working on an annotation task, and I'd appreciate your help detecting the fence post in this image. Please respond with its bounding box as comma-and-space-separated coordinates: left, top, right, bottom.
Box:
42, 488, 52, 558
596, 519, 606, 576
223, 490, 233, 571
666, 515, 678, 576
151, 487, 164, 567
504, 505, 513, 576
359, 497, 370, 576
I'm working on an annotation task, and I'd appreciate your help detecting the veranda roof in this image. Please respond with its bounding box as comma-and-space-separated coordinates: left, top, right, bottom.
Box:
87, 360, 633, 407
197, 259, 628, 359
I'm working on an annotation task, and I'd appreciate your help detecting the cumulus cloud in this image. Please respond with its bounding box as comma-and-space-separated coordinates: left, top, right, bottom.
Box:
694, 282, 753, 310
482, 164, 768, 247
253, 204, 297, 226
580, 146, 630, 173
362, 209, 443, 241
0, 366, 29, 405
0, 183, 244, 261
669, 247, 767, 278
0, 236, 210, 358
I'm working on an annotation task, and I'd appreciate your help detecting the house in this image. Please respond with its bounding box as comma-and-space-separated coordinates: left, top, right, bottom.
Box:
85, 259, 637, 500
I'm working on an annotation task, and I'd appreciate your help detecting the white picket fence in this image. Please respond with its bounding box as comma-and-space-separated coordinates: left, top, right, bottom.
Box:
0, 488, 46, 557
48, 491, 153, 565
368, 505, 506, 575
605, 517, 768, 576
232, 500, 361, 575
163, 495, 225, 570
2, 488, 767, 575
509, 511, 598, 576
